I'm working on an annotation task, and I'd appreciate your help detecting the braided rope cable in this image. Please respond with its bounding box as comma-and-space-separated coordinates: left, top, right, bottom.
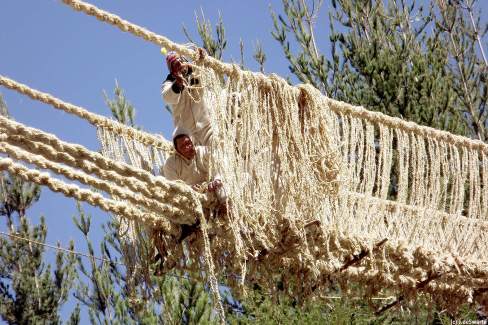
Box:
0, 116, 221, 315
2, 74, 484, 224
0, 76, 172, 152
325, 97, 488, 154
0, 116, 205, 209
60, 0, 236, 75
2, 131, 192, 211
59, 0, 488, 154
0, 72, 486, 205
0, 157, 167, 226
0, 143, 221, 314
346, 191, 488, 230
0, 138, 195, 224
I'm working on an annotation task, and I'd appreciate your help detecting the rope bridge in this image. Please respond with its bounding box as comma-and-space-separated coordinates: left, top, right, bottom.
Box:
0, 0, 487, 319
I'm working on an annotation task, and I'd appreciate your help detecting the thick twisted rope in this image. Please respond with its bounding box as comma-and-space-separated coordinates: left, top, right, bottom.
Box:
0, 156, 224, 301
0, 138, 196, 224
1, 68, 485, 221
1, 75, 487, 216
0, 116, 223, 312
6, 132, 173, 205
0, 116, 205, 210
60, 0, 237, 77
0, 76, 172, 152
0, 124, 222, 317
0, 157, 164, 226
326, 98, 488, 154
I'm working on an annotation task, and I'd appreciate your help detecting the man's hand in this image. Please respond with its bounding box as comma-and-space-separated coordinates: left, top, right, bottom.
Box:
170, 59, 183, 74
174, 74, 186, 87
171, 59, 189, 88
207, 179, 222, 192
170, 59, 188, 76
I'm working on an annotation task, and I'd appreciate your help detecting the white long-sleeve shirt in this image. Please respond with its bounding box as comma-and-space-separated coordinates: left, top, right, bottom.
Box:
161, 72, 212, 146
163, 146, 210, 186
163, 146, 227, 203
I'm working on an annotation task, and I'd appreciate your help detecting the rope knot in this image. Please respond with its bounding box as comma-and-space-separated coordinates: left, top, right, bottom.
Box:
229, 63, 241, 78
196, 47, 207, 63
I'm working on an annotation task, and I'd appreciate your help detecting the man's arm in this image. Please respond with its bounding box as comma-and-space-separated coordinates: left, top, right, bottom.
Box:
196, 146, 223, 192
161, 74, 184, 105
162, 157, 179, 182
196, 146, 210, 175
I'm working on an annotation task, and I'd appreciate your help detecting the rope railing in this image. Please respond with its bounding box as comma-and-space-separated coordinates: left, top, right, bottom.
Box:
60, 0, 238, 76
2, 74, 486, 225
0, 157, 159, 225
0, 115, 206, 224
0, 139, 187, 222
0, 113, 223, 318
326, 98, 488, 154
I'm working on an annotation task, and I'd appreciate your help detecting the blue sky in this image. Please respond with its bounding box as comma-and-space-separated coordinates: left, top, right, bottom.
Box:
0, 0, 487, 322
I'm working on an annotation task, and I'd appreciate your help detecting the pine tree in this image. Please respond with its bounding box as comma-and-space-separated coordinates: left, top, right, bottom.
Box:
0, 94, 79, 324
271, 0, 487, 139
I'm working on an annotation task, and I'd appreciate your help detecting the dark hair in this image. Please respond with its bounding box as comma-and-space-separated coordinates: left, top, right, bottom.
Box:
173, 134, 189, 149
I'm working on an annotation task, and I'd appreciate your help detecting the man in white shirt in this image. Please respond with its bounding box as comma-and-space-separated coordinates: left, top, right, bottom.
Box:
163, 127, 217, 185
161, 52, 212, 146
163, 127, 227, 243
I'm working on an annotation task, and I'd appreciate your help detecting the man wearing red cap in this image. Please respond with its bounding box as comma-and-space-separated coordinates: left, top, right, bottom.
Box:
161, 52, 213, 146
